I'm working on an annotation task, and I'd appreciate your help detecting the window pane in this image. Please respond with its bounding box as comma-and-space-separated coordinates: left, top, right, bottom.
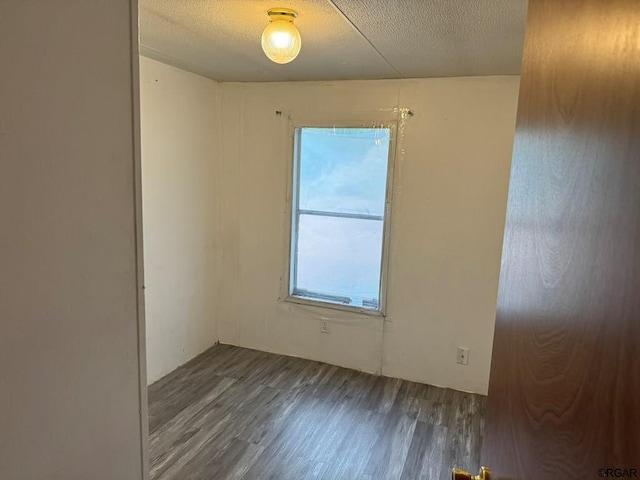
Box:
298, 128, 390, 217
294, 214, 383, 308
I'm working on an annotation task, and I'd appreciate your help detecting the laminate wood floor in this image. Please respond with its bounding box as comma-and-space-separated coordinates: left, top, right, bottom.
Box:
148, 344, 485, 480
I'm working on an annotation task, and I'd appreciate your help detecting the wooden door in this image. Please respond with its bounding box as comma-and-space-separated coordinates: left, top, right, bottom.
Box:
482, 0, 640, 479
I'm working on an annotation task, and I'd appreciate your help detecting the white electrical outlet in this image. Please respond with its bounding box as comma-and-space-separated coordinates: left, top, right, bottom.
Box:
457, 347, 469, 365
321, 321, 330, 334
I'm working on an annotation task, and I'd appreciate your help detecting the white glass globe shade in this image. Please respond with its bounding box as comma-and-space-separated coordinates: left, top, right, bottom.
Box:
261, 20, 301, 64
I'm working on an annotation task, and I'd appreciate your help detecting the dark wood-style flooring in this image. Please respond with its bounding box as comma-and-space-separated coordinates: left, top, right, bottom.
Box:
148, 344, 485, 480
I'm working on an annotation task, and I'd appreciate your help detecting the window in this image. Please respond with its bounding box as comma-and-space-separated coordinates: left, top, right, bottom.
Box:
288, 126, 393, 313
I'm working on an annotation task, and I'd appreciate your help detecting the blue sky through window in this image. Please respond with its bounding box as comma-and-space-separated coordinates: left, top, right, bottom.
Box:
299, 128, 390, 216
292, 127, 391, 309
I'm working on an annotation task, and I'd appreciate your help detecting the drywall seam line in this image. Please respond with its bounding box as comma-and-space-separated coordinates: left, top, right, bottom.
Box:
214, 79, 223, 345
326, 0, 404, 79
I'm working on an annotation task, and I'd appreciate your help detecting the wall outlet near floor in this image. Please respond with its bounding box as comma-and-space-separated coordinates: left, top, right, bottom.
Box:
457, 347, 469, 365
321, 321, 330, 334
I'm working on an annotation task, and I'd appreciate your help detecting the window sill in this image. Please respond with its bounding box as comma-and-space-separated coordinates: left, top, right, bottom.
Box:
283, 294, 385, 317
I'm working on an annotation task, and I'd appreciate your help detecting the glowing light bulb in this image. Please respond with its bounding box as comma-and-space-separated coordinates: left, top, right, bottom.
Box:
261, 9, 301, 64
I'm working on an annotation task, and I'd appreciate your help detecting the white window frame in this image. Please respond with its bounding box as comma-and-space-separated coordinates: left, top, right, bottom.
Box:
282, 120, 397, 316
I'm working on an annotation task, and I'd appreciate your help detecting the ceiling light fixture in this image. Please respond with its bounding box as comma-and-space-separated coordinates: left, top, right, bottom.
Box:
261, 8, 301, 65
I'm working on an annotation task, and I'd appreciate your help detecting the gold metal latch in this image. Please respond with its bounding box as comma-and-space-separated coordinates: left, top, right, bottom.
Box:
452, 466, 491, 480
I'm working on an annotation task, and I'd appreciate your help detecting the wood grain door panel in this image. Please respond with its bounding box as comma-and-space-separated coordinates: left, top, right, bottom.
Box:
482, 1, 640, 479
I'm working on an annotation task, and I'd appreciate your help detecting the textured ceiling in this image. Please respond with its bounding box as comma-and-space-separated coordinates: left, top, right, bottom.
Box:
139, 0, 527, 82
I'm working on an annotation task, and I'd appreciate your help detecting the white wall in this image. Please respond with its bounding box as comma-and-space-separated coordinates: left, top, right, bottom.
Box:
0, 2, 146, 479
217, 77, 519, 394
140, 57, 220, 384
